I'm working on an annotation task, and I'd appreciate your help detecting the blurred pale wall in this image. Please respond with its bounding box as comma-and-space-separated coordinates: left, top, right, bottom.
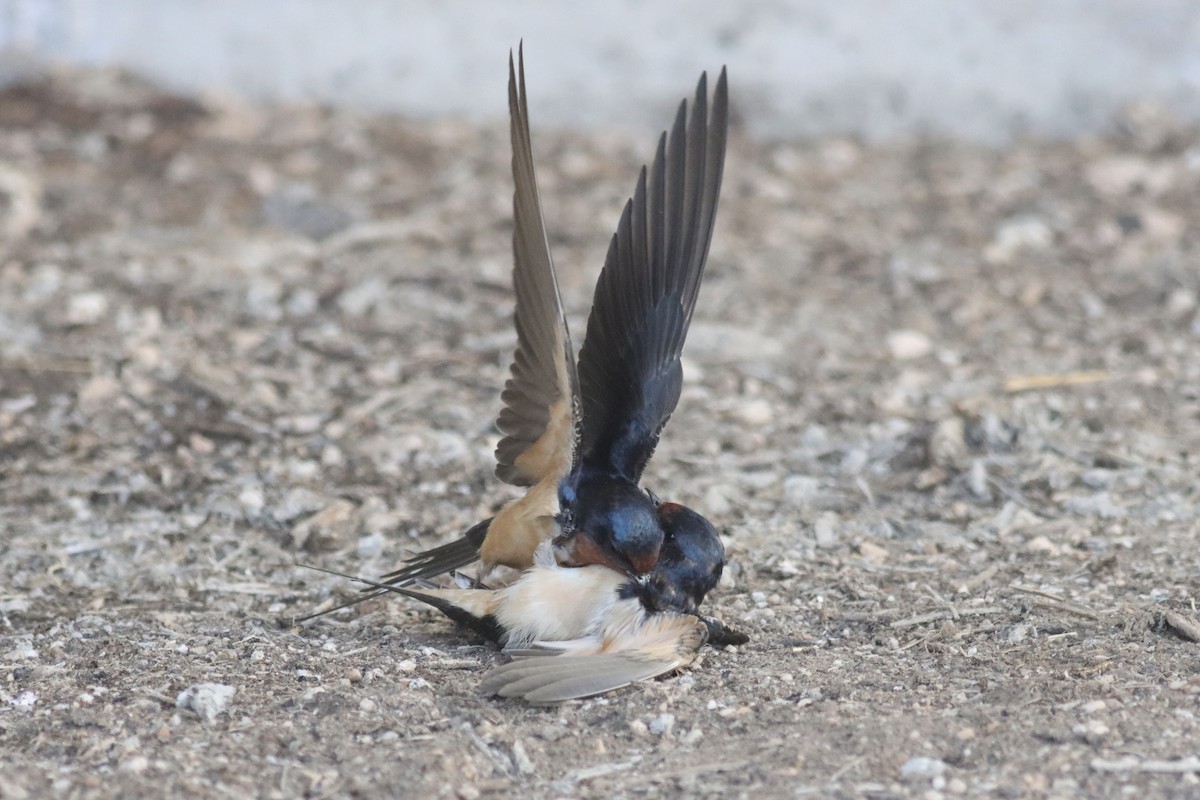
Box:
3, 0, 1199, 142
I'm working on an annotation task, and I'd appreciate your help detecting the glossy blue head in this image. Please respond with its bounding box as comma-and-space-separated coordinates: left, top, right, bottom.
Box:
603, 490, 663, 575
641, 502, 724, 614
572, 480, 664, 576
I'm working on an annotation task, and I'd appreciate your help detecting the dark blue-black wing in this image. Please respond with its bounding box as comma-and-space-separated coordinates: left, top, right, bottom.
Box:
576, 68, 728, 482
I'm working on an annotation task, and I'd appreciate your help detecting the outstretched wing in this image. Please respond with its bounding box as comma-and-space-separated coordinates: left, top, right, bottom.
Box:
576, 68, 728, 482
494, 44, 581, 488
479, 612, 706, 704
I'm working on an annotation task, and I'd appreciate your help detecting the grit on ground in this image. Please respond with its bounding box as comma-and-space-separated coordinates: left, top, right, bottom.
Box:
1, 72, 1198, 798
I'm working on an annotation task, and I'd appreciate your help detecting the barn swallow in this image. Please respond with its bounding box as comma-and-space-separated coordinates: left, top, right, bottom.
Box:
298, 46, 728, 622
300, 499, 746, 702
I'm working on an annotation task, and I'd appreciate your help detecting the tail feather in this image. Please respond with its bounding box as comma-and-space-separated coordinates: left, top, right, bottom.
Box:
293, 518, 491, 623
380, 584, 505, 642
373, 517, 491, 587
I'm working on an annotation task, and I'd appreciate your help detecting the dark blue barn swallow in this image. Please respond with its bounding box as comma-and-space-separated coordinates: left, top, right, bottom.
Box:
298, 46, 728, 623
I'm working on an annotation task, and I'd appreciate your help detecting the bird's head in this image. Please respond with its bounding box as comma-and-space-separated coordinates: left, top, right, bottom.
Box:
652, 502, 725, 613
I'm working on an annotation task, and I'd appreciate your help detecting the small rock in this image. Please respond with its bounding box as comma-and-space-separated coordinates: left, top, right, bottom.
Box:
175, 683, 235, 721
649, 713, 675, 736
291, 499, 359, 551
1072, 720, 1109, 744
856, 540, 888, 565
511, 740, 536, 774
984, 217, 1052, 264
782, 475, 821, 508
1086, 155, 1174, 197
77, 375, 122, 414
1166, 288, 1197, 319
813, 512, 839, 548
238, 486, 265, 516
65, 291, 109, 326
887, 330, 933, 360
735, 398, 774, 426
356, 531, 385, 559
273, 487, 327, 523
1024, 535, 1059, 555
929, 416, 968, 471
358, 698, 377, 713
1003, 624, 1031, 643
339, 277, 388, 316
703, 484, 733, 516
188, 432, 215, 455
276, 414, 324, 435
118, 755, 149, 775
901, 756, 947, 778
1066, 492, 1126, 520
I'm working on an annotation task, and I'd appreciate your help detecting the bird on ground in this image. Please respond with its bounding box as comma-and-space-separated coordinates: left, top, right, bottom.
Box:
302, 500, 746, 703
299, 45, 728, 624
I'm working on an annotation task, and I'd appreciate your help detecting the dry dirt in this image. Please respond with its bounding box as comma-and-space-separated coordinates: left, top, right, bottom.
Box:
1, 69, 1199, 800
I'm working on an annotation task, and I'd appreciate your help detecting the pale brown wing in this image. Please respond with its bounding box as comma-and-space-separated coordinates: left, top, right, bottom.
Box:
494, 45, 581, 487
479, 613, 706, 704
479, 654, 680, 704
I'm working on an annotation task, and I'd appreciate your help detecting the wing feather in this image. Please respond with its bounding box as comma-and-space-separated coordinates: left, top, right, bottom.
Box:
480, 612, 707, 703
576, 68, 728, 481
494, 45, 581, 487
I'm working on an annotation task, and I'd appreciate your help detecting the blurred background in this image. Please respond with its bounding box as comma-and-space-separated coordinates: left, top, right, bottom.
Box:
3, 0, 1200, 141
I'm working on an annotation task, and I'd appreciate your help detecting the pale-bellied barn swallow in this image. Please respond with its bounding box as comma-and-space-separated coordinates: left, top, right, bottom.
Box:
298, 46, 728, 622
306, 498, 746, 703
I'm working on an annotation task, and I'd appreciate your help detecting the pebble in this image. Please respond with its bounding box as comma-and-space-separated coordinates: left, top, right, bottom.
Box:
511, 740, 536, 774
356, 531, 385, 559
1072, 720, 1109, 744
782, 475, 821, 507
813, 512, 839, 548
886, 329, 933, 360
291, 499, 359, 551
984, 216, 1052, 263
1086, 155, 1174, 197
735, 398, 774, 426
64, 291, 109, 326
76, 375, 122, 414
1066, 492, 1127, 520
273, 487, 328, 523
238, 486, 265, 515
118, 755, 149, 774
901, 756, 947, 778
856, 540, 889, 565
175, 683, 235, 721
649, 713, 676, 736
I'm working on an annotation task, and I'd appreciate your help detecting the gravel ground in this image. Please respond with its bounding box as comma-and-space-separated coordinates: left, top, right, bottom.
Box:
2, 69, 1199, 799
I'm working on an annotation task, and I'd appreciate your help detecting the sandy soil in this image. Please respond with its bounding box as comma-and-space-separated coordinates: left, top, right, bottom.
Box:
2, 69, 1199, 799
